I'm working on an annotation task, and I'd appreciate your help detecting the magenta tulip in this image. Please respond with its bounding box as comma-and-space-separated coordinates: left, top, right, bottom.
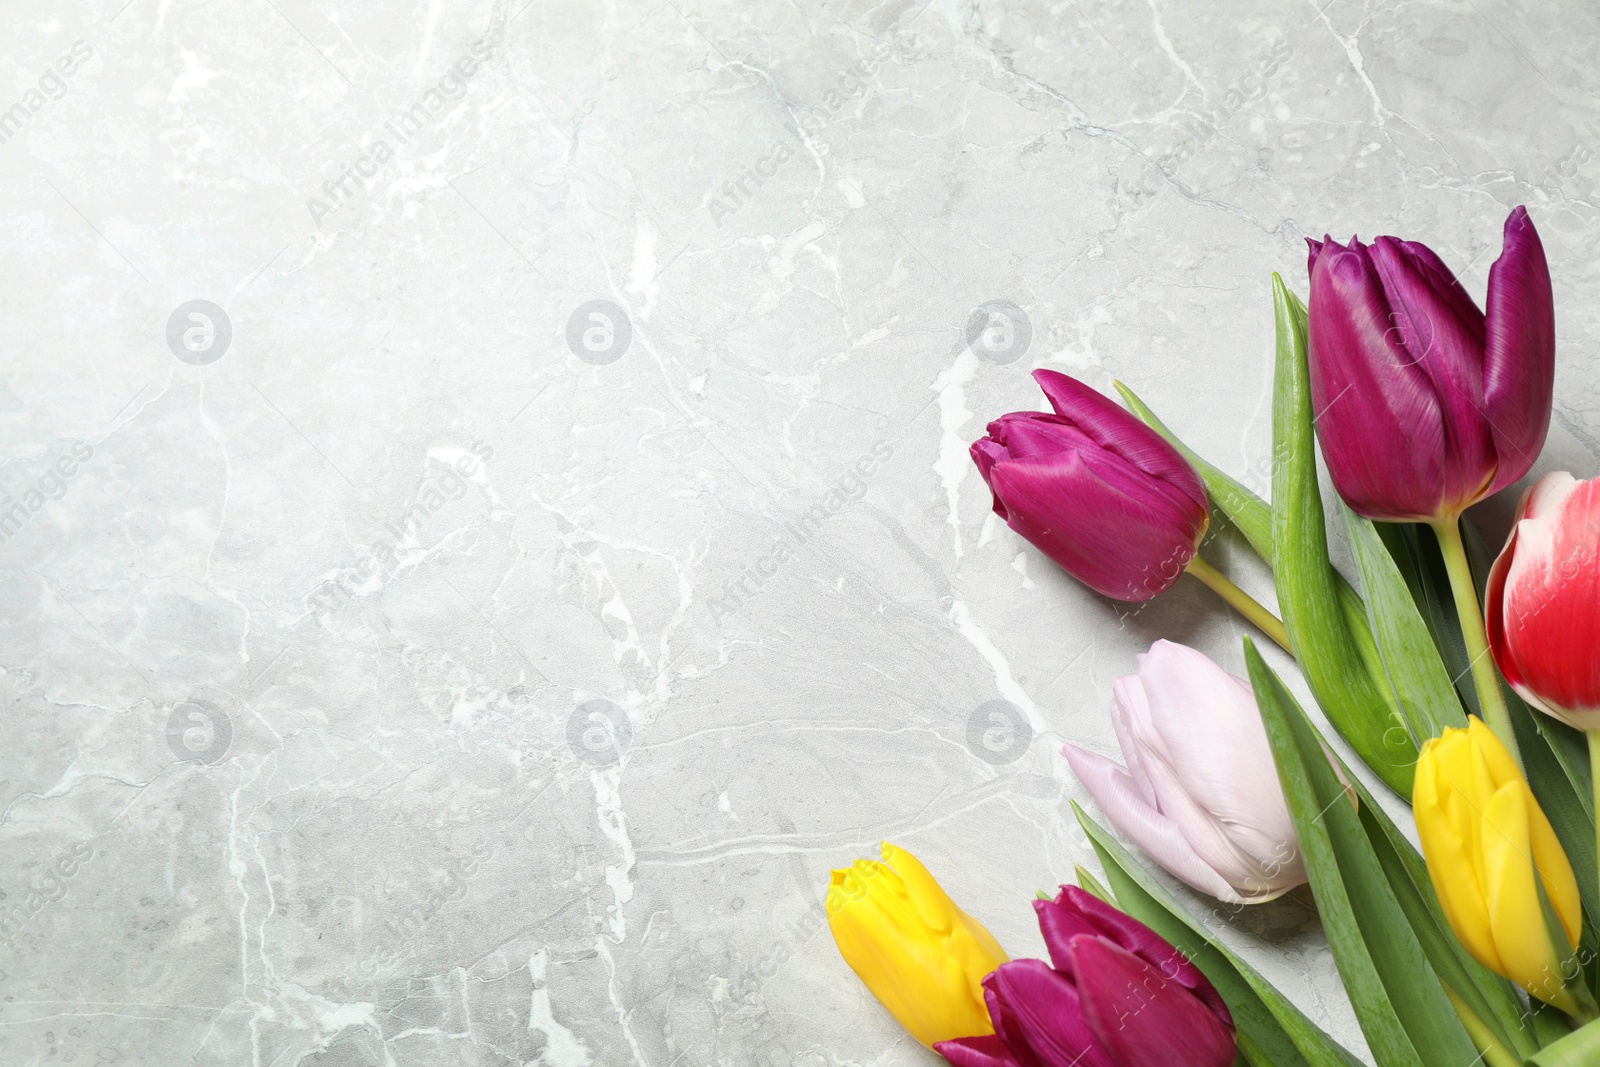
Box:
1485, 472, 1600, 731
1305, 206, 1554, 522
935, 886, 1235, 1067
970, 370, 1209, 602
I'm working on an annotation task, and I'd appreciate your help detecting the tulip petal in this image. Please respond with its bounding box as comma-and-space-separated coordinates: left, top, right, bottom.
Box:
934, 1033, 1029, 1067
1073, 937, 1237, 1067
1037, 887, 1225, 1017
980, 974, 1050, 1067
1483, 483, 1534, 702
1481, 782, 1571, 1003
1488, 474, 1600, 729
1413, 736, 1506, 976
970, 438, 1011, 519
1031, 370, 1207, 515
1134, 641, 1305, 895
986, 449, 1200, 601
1390, 237, 1487, 341
1527, 785, 1584, 951
1307, 236, 1450, 519
1483, 206, 1556, 493
1061, 743, 1244, 903
1109, 675, 1159, 807
1367, 235, 1496, 510
985, 958, 1118, 1067
985, 412, 1099, 461
826, 848, 1007, 1047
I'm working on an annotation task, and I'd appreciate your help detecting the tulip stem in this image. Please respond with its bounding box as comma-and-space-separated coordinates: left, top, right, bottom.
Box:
1591, 731, 1600, 925
1185, 556, 1292, 654
1430, 517, 1521, 766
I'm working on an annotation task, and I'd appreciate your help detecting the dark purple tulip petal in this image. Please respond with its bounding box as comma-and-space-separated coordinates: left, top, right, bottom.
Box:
1483, 205, 1556, 494
985, 449, 1200, 601
1037, 889, 1229, 1020
1073, 938, 1237, 1067
1367, 236, 1496, 511
1308, 235, 1450, 518
934, 1033, 1029, 1067
985, 960, 1117, 1067
969, 373, 1209, 602
1390, 238, 1486, 341
970, 438, 1010, 516
986, 412, 1099, 462
1305, 208, 1554, 520
1306, 236, 1325, 274
1032, 370, 1206, 511
979, 974, 1045, 1067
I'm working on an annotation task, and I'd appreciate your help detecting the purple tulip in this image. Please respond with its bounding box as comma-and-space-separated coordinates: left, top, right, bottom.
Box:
1305, 206, 1554, 521
935, 886, 1236, 1067
970, 371, 1209, 602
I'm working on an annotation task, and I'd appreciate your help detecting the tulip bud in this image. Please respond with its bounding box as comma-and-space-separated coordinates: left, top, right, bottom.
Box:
1413, 718, 1586, 1013
970, 370, 1209, 602
1062, 640, 1307, 903
826, 843, 1009, 1047
935, 886, 1236, 1067
1305, 206, 1554, 521
1485, 472, 1600, 731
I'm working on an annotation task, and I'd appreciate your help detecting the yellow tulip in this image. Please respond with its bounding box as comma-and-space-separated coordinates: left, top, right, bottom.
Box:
1414, 717, 1585, 1012
826, 842, 1009, 1047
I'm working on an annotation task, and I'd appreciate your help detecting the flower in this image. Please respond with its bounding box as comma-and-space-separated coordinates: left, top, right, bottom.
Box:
1413, 717, 1584, 1012
1305, 206, 1554, 521
1061, 640, 1306, 903
935, 886, 1236, 1067
970, 370, 1208, 602
826, 842, 1009, 1047
1485, 472, 1600, 732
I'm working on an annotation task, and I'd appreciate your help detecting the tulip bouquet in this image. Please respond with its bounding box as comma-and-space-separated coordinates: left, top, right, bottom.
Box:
827, 207, 1600, 1066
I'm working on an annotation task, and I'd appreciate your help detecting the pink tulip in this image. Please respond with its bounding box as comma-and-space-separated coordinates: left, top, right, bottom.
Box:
1485, 472, 1600, 731
1305, 206, 1554, 521
1062, 640, 1306, 903
935, 886, 1235, 1067
970, 371, 1209, 602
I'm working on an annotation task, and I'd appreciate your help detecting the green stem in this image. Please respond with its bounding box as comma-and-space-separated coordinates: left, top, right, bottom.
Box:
1430, 516, 1520, 764
1442, 983, 1522, 1067
1185, 556, 1292, 655
1591, 731, 1600, 943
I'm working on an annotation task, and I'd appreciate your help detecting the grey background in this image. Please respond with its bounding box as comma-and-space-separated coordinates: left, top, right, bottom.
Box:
2, 1, 1598, 1064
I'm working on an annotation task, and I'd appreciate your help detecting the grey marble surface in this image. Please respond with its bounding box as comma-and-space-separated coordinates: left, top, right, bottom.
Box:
3, 0, 1599, 1064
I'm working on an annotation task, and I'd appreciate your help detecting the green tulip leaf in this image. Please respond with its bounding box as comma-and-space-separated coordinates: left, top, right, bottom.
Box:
1072, 865, 1114, 905
1340, 501, 1469, 742
1528, 1016, 1600, 1066
1268, 277, 1417, 794
1244, 637, 1479, 1067
1114, 380, 1274, 557
1074, 802, 1363, 1067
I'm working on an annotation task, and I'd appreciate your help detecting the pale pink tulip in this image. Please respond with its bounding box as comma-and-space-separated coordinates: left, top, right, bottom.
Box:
1062, 640, 1306, 904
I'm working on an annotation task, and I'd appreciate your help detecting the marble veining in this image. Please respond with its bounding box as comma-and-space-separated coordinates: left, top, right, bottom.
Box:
2, 0, 1599, 1063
